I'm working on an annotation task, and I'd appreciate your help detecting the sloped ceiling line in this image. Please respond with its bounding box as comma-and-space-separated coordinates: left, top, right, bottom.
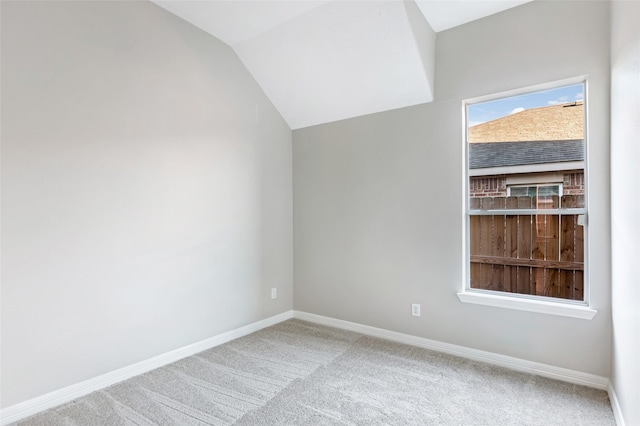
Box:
152, 0, 532, 129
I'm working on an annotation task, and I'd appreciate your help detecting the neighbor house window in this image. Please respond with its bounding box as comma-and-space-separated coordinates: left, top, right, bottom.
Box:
507, 184, 562, 198
464, 81, 588, 306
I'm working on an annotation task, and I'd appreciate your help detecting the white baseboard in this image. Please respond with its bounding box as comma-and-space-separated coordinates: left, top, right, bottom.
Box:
608, 383, 626, 426
2, 310, 614, 425
293, 311, 610, 391
0, 310, 294, 426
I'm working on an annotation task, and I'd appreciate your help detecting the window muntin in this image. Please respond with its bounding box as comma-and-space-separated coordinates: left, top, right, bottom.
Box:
465, 82, 586, 303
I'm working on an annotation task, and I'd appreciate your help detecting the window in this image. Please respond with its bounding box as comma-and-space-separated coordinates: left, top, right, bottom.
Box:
507, 184, 562, 198
460, 80, 595, 318
508, 184, 563, 210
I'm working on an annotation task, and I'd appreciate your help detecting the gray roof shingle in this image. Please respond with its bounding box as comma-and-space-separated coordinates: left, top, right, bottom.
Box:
469, 139, 584, 169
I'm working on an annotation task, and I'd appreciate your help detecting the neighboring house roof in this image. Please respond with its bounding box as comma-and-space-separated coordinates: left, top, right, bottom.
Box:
469, 139, 584, 169
469, 102, 583, 143
469, 101, 585, 172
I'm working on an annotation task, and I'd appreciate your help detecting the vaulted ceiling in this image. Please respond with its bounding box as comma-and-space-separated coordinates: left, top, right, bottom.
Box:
152, 0, 532, 129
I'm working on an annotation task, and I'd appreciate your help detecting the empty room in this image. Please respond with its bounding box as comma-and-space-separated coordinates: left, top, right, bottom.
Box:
1, 0, 638, 425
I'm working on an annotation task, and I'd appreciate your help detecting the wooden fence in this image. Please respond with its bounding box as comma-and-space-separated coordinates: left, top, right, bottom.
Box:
469, 195, 584, 300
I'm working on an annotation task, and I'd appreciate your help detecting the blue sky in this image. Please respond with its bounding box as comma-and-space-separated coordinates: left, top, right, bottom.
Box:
467, 83, 584, 127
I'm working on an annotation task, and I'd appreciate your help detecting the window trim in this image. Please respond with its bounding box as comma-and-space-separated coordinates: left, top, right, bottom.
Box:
456, 290, 598, 319
459, 76, 596, 319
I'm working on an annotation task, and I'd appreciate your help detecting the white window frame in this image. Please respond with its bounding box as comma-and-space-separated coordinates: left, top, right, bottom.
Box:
458, 77, 597, 320
506, 183, 563, 198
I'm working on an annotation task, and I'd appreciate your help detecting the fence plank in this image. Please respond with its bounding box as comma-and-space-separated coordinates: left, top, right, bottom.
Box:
561, 215, 577, 299
531, 213, 546, 296
546, 215, 561, 297
516, 197, 532, 294
470, 215, 482, 289
504, 197, 518, 292
492, 208, 505, 291
559, 270, 575, 300
575, 271, 584, 301
547, 269, 560, 298
478, 198, 494, 290
470, 215, 481, 256
574, 216, 585, 300
562, 194, 585, 209
575, 218, 584, 263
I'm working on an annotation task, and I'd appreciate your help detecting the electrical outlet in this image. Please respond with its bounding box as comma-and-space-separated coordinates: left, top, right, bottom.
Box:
412, 303, 421, 317
271, 288, 277, 299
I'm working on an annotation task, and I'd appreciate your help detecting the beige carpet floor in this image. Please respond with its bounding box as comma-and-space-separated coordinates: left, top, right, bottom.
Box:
14, 319, 614, 425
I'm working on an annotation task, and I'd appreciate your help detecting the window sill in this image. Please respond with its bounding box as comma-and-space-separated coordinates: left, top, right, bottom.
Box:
457, 291, 598, 320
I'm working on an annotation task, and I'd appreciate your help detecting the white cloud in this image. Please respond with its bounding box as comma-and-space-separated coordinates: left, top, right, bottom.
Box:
510, 107, 525, 114
548, 96, 569, 105
576, 92, 584, 100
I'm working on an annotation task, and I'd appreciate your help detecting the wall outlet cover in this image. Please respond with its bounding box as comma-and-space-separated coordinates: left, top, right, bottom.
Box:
412, 303, 421, 317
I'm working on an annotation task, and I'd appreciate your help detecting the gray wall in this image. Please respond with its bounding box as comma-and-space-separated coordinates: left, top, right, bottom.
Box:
293, 1, 612, 376
1, 1, 292, 407
610, 1, 640, 424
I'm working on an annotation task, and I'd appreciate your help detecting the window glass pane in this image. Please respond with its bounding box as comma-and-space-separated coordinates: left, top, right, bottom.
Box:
538, 185, 559, 196
467, 83, 586, 301
509, 187, 530, 197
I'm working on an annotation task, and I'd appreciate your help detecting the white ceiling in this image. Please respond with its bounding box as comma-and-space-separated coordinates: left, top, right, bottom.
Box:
414, 0, 531, 32
152, 0, 532, 129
